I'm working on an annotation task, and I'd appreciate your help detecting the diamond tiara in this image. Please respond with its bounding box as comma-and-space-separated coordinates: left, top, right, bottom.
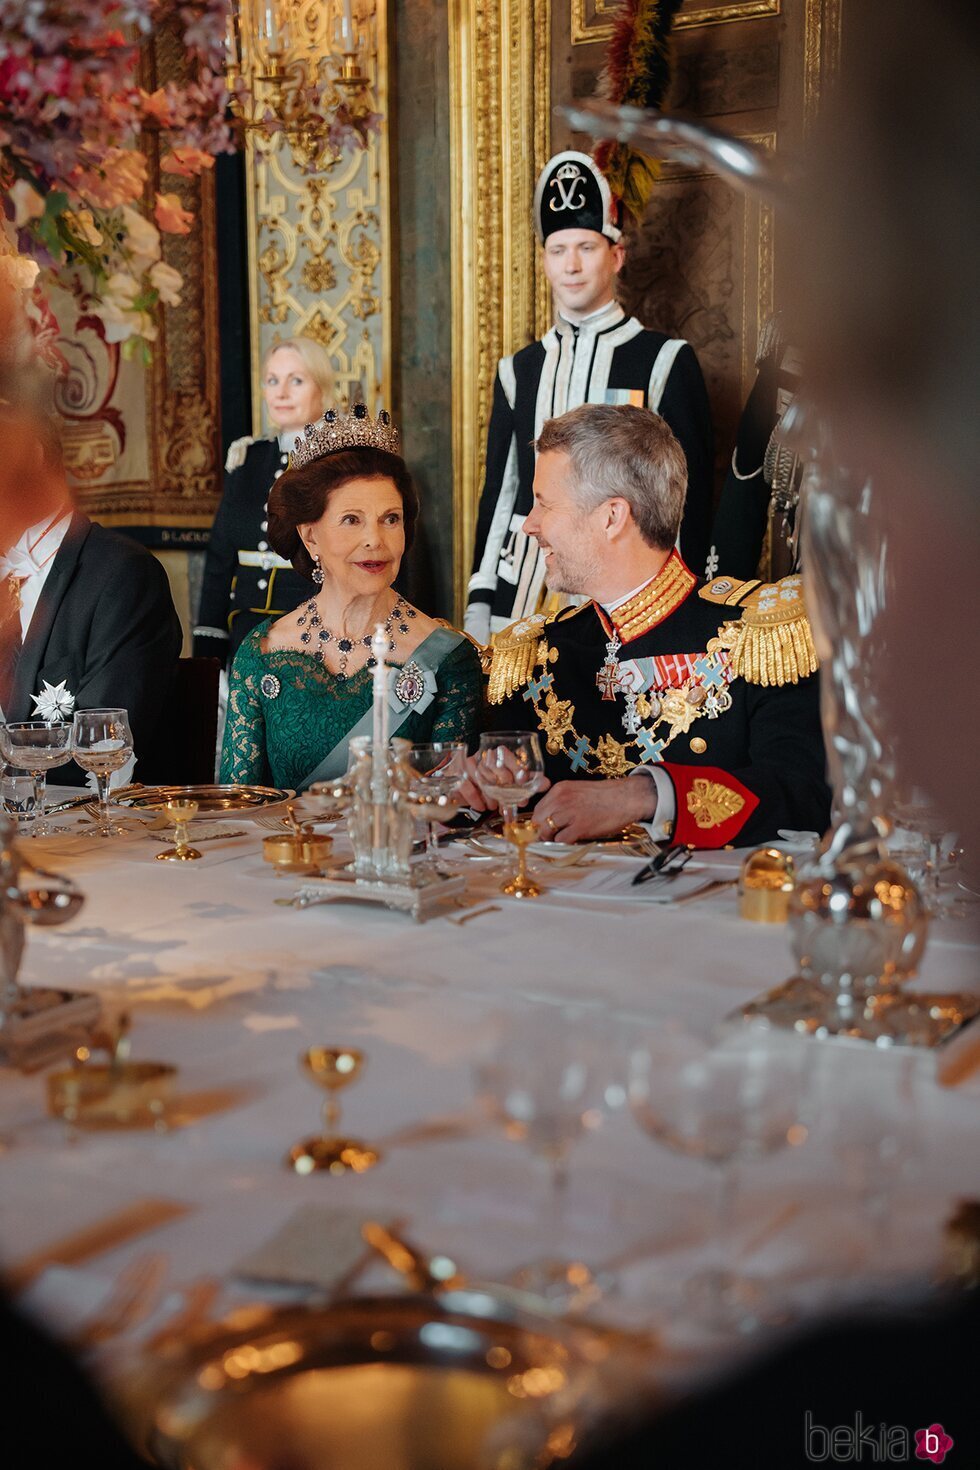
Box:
289, 405, 401, 470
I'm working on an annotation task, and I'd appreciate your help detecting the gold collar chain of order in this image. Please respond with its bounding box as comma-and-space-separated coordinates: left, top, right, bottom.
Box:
527, 625, 737, 779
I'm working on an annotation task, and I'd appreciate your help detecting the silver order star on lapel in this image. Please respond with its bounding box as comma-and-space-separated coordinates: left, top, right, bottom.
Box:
30, 679, 76, 721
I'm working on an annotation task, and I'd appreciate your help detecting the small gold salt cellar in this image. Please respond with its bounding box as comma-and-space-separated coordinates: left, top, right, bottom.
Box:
46, 1013, 176, 1130
262, 803, 333, 877
739, 846, 797, 923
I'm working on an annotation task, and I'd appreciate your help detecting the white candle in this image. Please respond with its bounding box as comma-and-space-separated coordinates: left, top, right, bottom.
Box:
340, 0, 354, 46
371, 623, 389, 758
225, 12, 239, 66
370, 623, 389, 866
264, 3, 280, 52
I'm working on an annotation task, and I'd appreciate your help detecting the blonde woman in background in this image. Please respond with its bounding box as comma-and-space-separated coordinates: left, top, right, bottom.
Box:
193, 337, 337, 665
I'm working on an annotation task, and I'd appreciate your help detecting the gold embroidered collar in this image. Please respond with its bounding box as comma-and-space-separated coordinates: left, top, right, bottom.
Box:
600, 551, 696, 645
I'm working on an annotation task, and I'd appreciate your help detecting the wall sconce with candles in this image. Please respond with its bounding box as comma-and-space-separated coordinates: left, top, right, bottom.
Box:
224, 0, 380, 173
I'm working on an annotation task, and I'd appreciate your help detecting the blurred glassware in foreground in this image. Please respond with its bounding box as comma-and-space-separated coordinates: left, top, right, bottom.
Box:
474, 1007, 607, 1307
629, 1022, 810, 1334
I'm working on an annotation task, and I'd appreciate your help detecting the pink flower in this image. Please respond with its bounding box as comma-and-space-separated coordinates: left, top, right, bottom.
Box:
140, 87, 174, 125
73, 148, 147, 210
153, 192, 194, 234
915, 1424, 954, 1465
160, 145, 216, 177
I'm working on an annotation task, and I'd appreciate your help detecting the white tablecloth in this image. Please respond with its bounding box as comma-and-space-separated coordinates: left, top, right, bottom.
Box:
2, 810, 978, 1388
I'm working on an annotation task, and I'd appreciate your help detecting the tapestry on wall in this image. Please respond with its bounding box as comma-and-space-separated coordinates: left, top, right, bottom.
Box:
54, 30, 223, 551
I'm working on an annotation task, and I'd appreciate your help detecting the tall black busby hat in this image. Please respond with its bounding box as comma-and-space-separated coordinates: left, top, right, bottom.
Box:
533, 151, 623, 244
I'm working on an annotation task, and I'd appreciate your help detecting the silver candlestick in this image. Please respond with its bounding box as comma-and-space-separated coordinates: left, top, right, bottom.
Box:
290, 632, 467, 921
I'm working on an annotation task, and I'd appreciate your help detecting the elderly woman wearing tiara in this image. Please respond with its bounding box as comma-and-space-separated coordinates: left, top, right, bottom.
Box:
219, 407, 483, 792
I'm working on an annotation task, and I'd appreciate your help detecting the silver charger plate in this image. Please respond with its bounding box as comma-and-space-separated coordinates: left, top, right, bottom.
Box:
117, 784, 295, 817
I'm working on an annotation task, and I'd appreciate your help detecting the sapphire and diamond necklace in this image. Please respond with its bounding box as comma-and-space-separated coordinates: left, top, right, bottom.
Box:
296, 597, 415, 678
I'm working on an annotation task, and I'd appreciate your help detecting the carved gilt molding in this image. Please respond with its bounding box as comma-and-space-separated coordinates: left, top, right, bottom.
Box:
242, 0, 391, 427
449, 0, 551, 620
804, 0, 842, 132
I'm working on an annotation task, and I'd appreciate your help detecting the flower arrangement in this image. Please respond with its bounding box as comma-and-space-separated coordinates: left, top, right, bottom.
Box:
0, 1, 234, 357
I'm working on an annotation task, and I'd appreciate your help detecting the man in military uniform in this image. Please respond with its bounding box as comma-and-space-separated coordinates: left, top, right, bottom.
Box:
476, 403, 830, 849
465, 151, 714, 644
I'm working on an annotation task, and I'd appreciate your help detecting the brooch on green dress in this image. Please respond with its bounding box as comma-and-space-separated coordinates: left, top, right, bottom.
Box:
393, 661, 425, 706
260, 673, 281, 699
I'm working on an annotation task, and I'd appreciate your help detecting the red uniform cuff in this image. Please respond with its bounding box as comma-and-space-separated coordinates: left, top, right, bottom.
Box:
663, 763, 759, 848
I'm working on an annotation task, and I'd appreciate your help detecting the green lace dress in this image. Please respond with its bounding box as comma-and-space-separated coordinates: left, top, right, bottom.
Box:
220, 620, 484, 792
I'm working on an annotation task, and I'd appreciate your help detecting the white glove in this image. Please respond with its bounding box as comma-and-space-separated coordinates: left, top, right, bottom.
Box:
224, 435, 255, 473
464, 602, 492, 646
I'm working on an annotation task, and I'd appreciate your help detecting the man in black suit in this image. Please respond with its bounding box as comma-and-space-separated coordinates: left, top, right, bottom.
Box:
474, 403, 829, 849
0, 432, 182, 785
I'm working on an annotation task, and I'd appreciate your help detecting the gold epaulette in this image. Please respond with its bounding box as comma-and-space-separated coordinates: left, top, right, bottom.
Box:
486, 613, 548, 705
699, 575, 762, 607
718, 574, 818, 687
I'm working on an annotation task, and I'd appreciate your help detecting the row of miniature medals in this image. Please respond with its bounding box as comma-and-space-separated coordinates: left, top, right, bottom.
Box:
297, 597, 415, 679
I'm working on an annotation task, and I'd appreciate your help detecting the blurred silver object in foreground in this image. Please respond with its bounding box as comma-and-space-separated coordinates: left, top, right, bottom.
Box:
560, 101, 795, 207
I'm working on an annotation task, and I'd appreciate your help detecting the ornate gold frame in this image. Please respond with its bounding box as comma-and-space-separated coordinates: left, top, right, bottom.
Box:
571, 0, 781, 45
449, 0, 552, 622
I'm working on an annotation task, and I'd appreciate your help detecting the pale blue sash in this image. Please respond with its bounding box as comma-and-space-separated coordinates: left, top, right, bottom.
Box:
297, 627, 465, 791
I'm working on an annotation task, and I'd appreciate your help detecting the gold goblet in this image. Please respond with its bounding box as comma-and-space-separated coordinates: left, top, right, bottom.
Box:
287, 1046, 381, 1177
501, 818, 542, 899
155, 800, 201, 862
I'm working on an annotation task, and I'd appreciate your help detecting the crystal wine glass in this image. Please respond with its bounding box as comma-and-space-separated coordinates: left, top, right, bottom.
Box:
890, 786, 955, 914
1, 766, 39, 837
473, 732, 546, 897
71, 709, 133, 838
0, 722, 72, 837
473, 1006, 607, 1305
287, 1045, 380, 1176
628, 1022, 810, 1334
405, 742, 467, 874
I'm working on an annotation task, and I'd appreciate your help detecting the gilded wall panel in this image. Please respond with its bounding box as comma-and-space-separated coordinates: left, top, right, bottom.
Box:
449, 0, 551, 620
243, 0, 391, 427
